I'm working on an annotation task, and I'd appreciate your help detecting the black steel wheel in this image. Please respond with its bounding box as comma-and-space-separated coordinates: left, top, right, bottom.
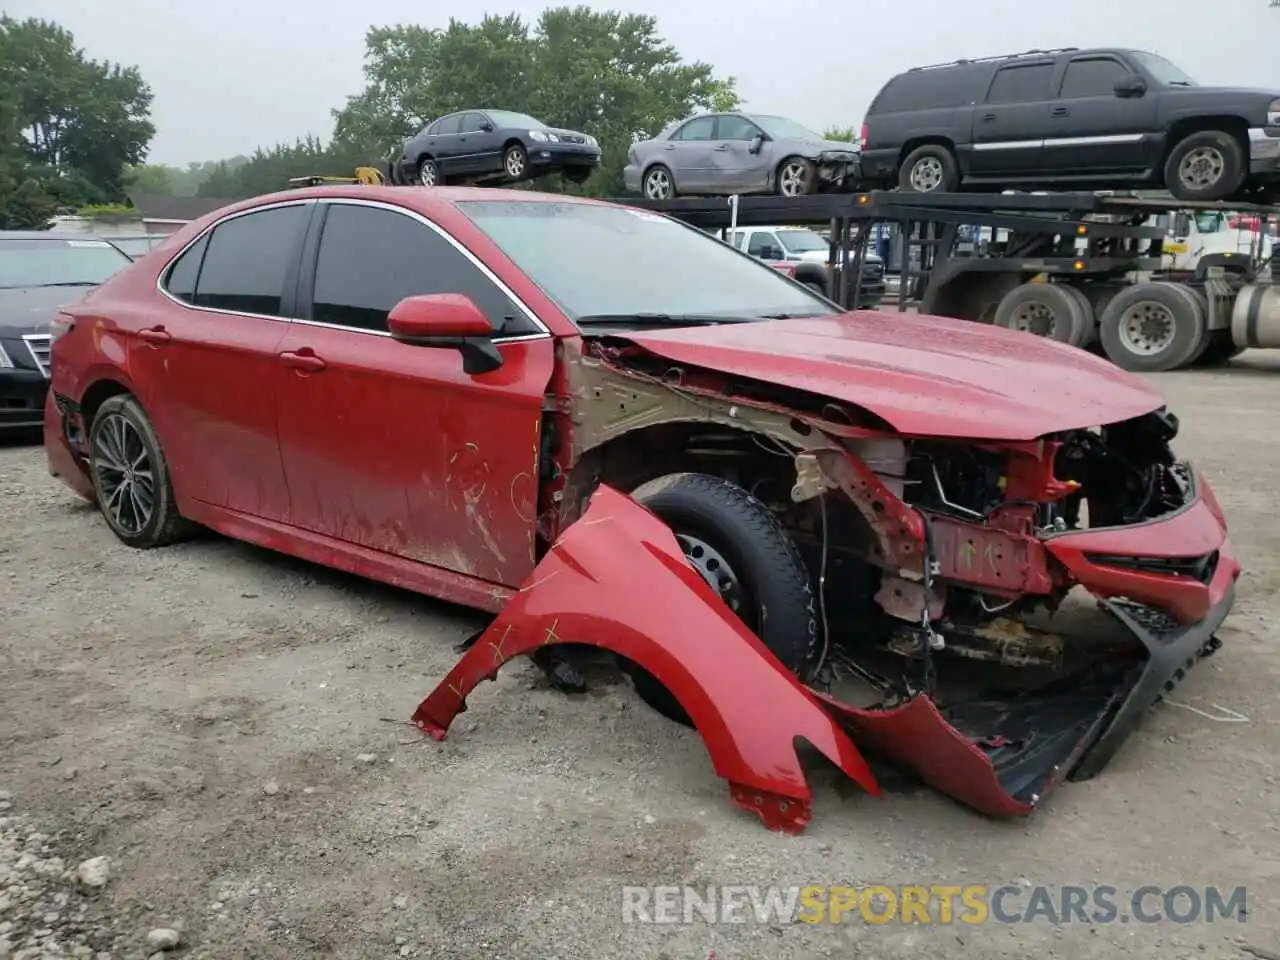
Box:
622, 472, 817, 724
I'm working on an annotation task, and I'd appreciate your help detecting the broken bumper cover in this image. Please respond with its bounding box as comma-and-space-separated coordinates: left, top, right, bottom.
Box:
412, 484, 881, 833
412, 481, 1238, 830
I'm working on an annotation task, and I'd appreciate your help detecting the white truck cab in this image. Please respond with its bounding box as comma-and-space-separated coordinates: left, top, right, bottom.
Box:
1165, 210, 1274, 272
724, 225, 885, 268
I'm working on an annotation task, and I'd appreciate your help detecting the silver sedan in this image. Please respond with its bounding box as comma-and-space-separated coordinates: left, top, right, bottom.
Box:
623, 112, 860, 199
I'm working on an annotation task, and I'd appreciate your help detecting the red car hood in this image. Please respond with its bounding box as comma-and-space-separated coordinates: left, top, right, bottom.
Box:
621, 312, 1165, 439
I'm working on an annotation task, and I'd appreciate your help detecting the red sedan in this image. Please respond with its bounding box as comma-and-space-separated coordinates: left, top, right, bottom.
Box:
44, 185, 1238, 831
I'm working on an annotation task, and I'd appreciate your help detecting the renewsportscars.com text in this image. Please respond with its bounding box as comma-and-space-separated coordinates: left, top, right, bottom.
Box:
620, 884, 1248, 926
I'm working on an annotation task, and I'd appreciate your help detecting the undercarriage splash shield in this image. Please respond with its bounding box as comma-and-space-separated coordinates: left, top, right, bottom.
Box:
411, 484, 881, 833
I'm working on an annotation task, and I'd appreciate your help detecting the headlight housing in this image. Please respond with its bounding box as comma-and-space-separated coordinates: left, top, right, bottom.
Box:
585, 134, 598, 147
1269, 98, 1280, 127
529, 129, 548, 142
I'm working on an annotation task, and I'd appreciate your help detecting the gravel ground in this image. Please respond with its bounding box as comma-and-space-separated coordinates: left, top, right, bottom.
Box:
2, 354, 1279, 960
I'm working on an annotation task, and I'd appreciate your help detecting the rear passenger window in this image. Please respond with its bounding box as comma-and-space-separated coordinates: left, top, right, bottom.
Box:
309, 203, 536, 336
1059, 58, 1130, 98
191, 205, 305, 317
870, 70, 975, 112
986, 63, 1053, 103
673, 116, 715, 141
162, 233, 209, 303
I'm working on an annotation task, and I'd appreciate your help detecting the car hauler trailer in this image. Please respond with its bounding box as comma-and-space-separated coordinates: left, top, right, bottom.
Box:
612, 190, 1280, 373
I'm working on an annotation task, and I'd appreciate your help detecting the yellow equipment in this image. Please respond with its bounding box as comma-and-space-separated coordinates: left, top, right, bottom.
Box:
287, 166, 387, 189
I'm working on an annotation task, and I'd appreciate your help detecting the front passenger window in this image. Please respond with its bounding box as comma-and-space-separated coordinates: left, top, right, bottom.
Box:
309, 203, 537, 336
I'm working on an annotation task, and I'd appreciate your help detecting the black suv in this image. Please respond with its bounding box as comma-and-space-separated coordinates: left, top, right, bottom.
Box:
858, 47, 1280, 201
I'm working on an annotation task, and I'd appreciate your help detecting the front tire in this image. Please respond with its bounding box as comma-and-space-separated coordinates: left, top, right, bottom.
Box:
88, 395, 191, 549
1164, 130, 1246, 202
503, 143, 528, 181
624, 472, 817, 724
777, 157, 816, 197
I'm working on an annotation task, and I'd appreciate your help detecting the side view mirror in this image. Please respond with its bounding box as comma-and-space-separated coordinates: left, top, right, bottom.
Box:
1114, 75, 1146, 98
1172, 213, 1192, 237
748, 133, 765, 155
759, 244, 783, 260
387, 293, 503, 375
480, 120, 494, 132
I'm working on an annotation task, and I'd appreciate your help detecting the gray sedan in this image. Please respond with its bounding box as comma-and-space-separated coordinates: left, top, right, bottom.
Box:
623, 112, 860, 199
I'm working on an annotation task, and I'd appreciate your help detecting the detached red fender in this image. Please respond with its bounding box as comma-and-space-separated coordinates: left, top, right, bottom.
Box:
411, 484, 881, 832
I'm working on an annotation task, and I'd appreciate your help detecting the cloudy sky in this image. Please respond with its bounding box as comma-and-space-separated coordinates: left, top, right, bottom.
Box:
6, 0, 1278, 166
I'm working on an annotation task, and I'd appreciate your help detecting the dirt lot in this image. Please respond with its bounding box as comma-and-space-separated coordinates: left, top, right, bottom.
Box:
2, 355, 1279, 960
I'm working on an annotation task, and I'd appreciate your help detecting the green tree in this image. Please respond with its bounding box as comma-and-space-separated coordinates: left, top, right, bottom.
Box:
196, 137, 370, 200
0, 16, 155, 204
332, 7, 741, 195
823, 125, 857, 143
126, 163, 176, 195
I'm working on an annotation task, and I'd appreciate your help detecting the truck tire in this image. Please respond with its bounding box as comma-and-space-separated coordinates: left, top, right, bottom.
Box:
899, 144, 960, 193
1163, 130, 1246, 202
1057, 284, 1098, 347
623, 472, 817, 724
993, 282, 1090, 347
1190, 330, 1245, 367
1098, 282, 1207, 372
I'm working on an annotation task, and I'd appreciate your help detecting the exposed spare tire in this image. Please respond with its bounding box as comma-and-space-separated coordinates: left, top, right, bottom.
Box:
1098, 281, 1207, 372
993, 282, 1092, 347
623, 472, 817, 724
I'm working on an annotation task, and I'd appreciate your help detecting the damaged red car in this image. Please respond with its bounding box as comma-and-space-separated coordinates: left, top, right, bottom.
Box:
44, 185, 1238, 832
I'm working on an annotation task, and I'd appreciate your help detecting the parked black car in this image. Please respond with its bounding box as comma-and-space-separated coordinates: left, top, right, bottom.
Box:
858, 46, 1280, 201
391, 109, 602, 188
0, 232, 134, 433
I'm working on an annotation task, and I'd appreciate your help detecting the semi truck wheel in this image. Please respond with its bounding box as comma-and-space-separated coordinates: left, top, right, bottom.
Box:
1190, 330, 1245, 367
1057, 284, 1098, 347
1098, 282, 1207, 372
993, 282, 1091, 347
622, 472, 817, 724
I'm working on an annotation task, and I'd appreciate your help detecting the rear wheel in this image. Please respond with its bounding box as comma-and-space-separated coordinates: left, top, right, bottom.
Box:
993, 282, 1091, 347
623, 472, 817, 724
1189, 329, 1244, 367
643, 164, 675, 199
899, 144, 960, 193
417, 157, 439, 187
1098, 282, 1207, 372
88, 395, 192, 549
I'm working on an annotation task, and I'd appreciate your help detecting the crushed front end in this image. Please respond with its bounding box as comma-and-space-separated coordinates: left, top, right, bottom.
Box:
413, 340, 1238, 827
788, 405, 1238, 813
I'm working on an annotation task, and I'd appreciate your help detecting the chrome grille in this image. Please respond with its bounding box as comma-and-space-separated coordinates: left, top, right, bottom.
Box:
23, 334, 51, 378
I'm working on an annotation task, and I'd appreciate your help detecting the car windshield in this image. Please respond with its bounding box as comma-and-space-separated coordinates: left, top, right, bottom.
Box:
486, 110, 546, 129
751, 115, 826, 142
0, 237, 133, 289
457, 200, 840, 324
1129, 51, 1197, 87
776, 229, 829, 253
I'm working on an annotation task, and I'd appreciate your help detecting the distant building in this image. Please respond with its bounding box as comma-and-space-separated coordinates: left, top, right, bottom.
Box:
46, 193, 238, 258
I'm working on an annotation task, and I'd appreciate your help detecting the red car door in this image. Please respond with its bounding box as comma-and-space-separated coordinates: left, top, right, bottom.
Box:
130, 202, 308, 519
274, 199, 554, 588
